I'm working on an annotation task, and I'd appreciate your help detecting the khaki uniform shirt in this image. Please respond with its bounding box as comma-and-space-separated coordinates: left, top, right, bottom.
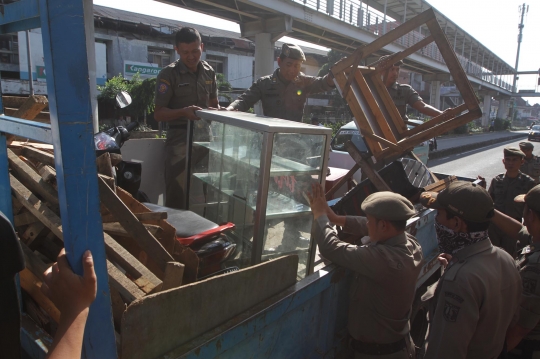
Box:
387, 82, 422, 122
229, 68, 332, 122
516, 229, 540, 340
422, 239, 521, 359
520, 155, 540, 183
314, 215, 423, 344
488, 172, 536, 221
154, 59, 217, 126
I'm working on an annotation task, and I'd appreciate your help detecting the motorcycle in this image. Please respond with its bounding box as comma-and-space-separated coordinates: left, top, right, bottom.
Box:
94, 92, 238, 279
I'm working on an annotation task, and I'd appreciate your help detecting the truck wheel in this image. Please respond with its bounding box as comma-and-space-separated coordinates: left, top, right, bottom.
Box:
409, 291, 429, 351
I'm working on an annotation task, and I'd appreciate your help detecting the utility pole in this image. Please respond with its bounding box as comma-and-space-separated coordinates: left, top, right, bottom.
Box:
512, 3, 528, 94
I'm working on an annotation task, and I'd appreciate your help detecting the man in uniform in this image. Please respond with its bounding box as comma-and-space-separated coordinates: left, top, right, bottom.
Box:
154, 27, 219, 209
520, 141, 540, 183
488, 147, 536, 256
420, 181, 521, 359
489, 185, 540, 357
308, 184, 423, 358
227, 44, 334, 250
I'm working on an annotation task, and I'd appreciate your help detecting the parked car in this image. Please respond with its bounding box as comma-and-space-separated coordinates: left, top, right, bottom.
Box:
529, 125, 540, 142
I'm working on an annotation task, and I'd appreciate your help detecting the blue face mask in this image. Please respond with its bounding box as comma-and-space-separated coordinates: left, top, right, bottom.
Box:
435, 222, 489, 255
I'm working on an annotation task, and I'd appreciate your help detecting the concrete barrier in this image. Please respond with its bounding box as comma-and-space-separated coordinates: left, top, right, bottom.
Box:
429, 133, 528, 160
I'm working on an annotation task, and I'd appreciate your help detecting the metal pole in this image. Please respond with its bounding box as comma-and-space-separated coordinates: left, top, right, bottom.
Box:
26, 30, 34, 95
513, 3, 527, 93
382, 0, 388, 34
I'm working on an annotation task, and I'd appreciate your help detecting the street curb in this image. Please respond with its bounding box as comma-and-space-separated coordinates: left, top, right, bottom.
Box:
429, 133, 529, 160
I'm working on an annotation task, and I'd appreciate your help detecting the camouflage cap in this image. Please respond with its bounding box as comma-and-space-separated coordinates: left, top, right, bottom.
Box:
361, 191, 415, 221
519, 141, 534, 150
281, 43, 306, 61
515, 184, 540, 212
420, 181, 494, 223
378, 55, 404, 66
504, 146, 525, 158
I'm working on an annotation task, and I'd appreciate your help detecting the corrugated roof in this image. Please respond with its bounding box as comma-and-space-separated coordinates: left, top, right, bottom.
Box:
93, 5, 328, 56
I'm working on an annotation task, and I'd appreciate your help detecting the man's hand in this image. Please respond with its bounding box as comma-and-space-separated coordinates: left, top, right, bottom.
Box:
182, 105, 202, 121
41, 249, 97, 318
307, 183, 332, 220
437, 253, 453, 269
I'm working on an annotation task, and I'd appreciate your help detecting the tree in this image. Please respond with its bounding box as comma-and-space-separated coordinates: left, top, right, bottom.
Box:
318, 50, 349, 117
216, 73, 232, 103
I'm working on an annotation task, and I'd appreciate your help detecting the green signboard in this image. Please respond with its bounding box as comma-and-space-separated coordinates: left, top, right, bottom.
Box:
36, 65, 46, 79
124, 63, 161, 77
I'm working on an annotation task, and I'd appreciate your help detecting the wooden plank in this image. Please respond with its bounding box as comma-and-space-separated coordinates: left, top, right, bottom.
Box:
107, 261, 145, 304
363, 132, 405, 152
371, 35, 435, 76
98, 176, 174, 272
7, 149, 59, 206
110, 153, 123, 166
21, 222, 46, 246
121, 255, 299, 359
160, 262, 185, 291
370, 74, 408, 135
331, 9, 436, 73
341, 53, 363, 99
103, 232, 162, 294
334, 72, 382, 155
345, 141, 391, 191
10, 141, 54, 151
20, 242, 50, 282
14, 211, 38, 227
20, 146, 55, 167
37, 164, 56, 183
353, 71, 397, 144
398, 110, 481, 149
325, 163, 360, 200
404, 103, 468, 137
103, 222, 163, 237
3, 95, 49, 111
96, 152, 114, 178
425, 18, 479, 111
20, 268, 61, 323
11, 95, 48, 121
102, 211, 168, 224
423, 175, 457, 193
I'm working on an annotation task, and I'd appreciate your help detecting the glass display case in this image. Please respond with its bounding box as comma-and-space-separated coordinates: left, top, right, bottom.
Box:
188, 110, 332, 279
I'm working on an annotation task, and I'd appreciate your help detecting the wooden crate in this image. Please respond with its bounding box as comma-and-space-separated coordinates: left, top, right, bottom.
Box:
330, 8, 482, 163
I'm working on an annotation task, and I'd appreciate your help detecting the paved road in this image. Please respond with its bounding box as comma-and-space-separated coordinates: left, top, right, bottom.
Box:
430, 138, 540, 185
435, 130, 529, 151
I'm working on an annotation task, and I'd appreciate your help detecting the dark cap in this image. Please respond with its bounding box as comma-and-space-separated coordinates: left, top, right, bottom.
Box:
378, 55, 403, 66
515, 184, 540, 212
504, 146, 525, 158
361, 191, 415, 221
420, 181, 494, 223
281, 43, 306, 61
519, 141, 534, 150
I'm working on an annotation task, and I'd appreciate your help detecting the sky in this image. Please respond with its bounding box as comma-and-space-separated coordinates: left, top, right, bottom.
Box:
93, 0, 539, 104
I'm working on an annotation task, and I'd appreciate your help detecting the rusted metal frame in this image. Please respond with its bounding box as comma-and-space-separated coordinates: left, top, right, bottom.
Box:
425, 18, 479, 111
397, 110, 481, 149
331, 8, 436, 74
345, 141, 391, 191
369, 74, 408, 136
353, 71, 397, 144
325, 163, 360, 200
404, 103, 468, 137
334, 72, 383, 155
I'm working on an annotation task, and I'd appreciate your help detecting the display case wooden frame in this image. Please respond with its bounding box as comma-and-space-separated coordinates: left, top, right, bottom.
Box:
330, 8, 482, 162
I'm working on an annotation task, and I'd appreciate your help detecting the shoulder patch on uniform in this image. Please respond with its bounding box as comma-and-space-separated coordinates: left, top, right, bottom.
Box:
523, 277, 538, 294
205, 80, 213, 85
159, 79, 171, 86
443, 301, 460, 322
444, 291, 464, 303
158, 82, 169, 94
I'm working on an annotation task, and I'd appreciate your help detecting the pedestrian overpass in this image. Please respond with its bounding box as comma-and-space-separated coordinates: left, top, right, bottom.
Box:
160, 0, 536, 124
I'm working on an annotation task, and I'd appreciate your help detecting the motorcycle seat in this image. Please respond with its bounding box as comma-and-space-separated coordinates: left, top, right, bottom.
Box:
143, 202, 234, 246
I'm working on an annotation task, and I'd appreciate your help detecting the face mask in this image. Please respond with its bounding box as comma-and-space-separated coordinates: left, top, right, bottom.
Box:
435, 222, 488, 255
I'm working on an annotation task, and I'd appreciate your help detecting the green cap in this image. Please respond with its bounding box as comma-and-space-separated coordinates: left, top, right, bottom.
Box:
515, 184, 540, 212
281, 43, 306, 61
420, 181, 494, 223
378, 55, 403, 66
504, 146, 525, 158
361, 191, 415, 221
519, 141, 534, 150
